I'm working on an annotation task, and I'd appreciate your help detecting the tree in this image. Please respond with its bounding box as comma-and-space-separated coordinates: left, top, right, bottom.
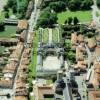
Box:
6, 94, 11, 98
37, 9, 57, 28
68, 17, 73, 25
87, 32, 94, 38
49, 1, 66, 12
81, 0, 93, 10
68, 0, 81, 11
4, 12, 9, 18
12, 5, 17, 13
73, 17, 79, 25
0, 22, 5, 32
65, 51, 75, 62
7, 0, 16, 8
3, 5, 9, 12
64, 19, 67, 24
64, 40, 71, 49
97, 0, 100, 8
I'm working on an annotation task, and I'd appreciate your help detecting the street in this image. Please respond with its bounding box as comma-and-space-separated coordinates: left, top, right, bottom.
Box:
92, 0, 100, 27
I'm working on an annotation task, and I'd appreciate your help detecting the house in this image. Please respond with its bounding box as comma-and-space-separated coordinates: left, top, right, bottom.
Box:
89, 91, 100, 100
77, 34, 84, 43
17, 20, 28, 34
71, 32, 77, 46
15, 96, 27, 100
95, 46, 100, 56
92, 63, 100, 88
86, 37, 96, 50
76, 47, 84, 61
35, 85, 54, 100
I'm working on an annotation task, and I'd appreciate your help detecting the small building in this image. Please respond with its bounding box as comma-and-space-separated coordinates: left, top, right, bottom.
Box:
89, 91, 100, 100
86, 37, 96, 50
35, 85, 54, 100
17, 20, 28, 33
71, 32, 77, 45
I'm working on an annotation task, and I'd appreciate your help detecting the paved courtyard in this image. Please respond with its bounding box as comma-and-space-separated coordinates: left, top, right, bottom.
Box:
43, 56, 61, 70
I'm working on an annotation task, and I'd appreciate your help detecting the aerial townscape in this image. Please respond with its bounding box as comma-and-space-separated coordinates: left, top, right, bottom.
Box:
0, 0, 100, 100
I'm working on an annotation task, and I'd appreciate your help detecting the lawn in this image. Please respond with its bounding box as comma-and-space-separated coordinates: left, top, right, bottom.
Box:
0, 11, 5, 21
42, 28, 49, 43
0, 25, 16, 38
52, 28, 59, 43
0, 46, 5, 54
28, 31, 38, 83
57, 10, 92, 24
28, 31, 38, 100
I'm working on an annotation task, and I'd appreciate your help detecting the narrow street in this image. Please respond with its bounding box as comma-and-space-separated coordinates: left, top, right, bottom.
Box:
92, 0, 100, 27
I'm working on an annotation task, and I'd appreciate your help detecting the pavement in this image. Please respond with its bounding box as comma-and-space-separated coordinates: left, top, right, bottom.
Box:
92, 0, 100, 27
0, 0, 6, 12
75, 75, 87, 100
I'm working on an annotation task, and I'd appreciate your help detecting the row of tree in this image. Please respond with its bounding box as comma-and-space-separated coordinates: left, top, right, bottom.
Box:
64, 17, 79, 25
68, 0, 93, 11
0, 22, 5, 32
42, 0, 93, 12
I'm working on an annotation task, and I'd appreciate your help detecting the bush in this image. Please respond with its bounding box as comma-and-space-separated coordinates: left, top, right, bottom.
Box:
49, 1, 66, 12
0, 22, 5, 32
3, 5, 9, 12
68, 17, 73, 25
97, 0, 100, 8
37, 9, 58, 28
4, 12, 9, 18
73, 17, 79, 25
68, 0, 93, 11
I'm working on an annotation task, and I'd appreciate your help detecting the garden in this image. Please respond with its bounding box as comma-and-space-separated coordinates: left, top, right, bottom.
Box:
0, 25, 16, 38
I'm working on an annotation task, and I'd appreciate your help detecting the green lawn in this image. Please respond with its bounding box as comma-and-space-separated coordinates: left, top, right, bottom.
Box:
0, 25, 16, 38
42, 28, 49, 43
52, 28, 59, 43
0, 11, 5, 21
0, 46, 5, 54
57, 10, 92, 24
28, 31, 38, 83
28, 31, 38, 100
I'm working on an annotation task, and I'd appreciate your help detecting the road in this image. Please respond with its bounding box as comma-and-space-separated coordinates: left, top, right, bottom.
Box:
13, 0, 41, 99
0, 0, 7, 12
91, 0, 100, 27
26, 0, 40, 46
85, 44, 91, 68
75, 75, 87, 100
63, 77, 73, 100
